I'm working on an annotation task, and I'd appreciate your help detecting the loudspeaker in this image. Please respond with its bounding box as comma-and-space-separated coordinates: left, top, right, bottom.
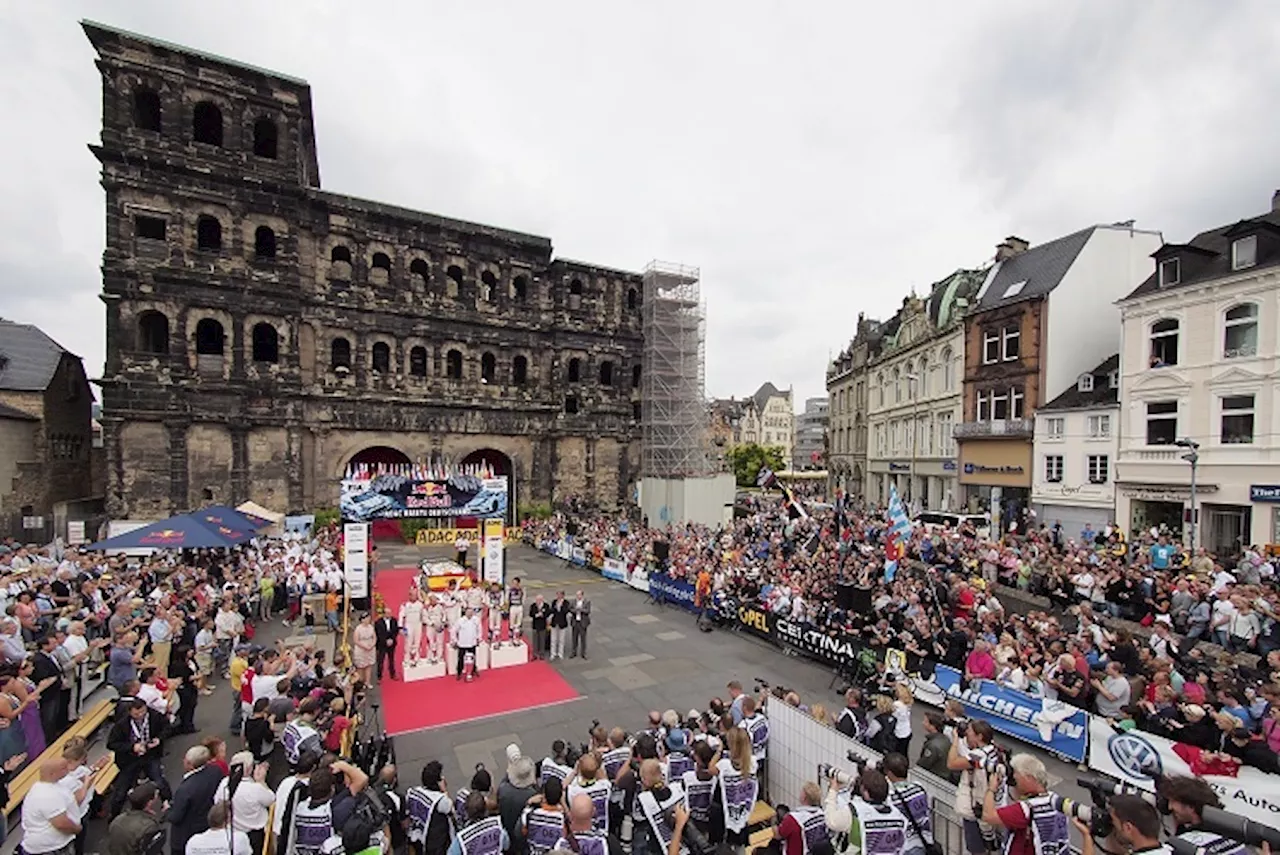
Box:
566, 520, 579, 537
653, 540, 670, 562
849, 585, 872, 615
836, 583, 855, 612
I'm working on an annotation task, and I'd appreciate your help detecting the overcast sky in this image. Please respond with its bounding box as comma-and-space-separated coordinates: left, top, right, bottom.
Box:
2, 2, 1278, 409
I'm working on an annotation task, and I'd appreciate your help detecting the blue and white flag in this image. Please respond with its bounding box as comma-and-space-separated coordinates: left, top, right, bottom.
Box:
887, 485, 912, 543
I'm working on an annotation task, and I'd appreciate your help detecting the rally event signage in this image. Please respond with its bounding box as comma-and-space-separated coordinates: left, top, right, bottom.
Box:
341, 468, 508, 521
343, 522, 370, 599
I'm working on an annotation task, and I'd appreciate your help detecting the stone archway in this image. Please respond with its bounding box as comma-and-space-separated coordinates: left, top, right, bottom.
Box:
459, 448, 516, 525
347, 445, 412, 473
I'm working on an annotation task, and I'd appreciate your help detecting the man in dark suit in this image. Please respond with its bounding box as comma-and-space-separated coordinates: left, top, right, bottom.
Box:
549, 591, 571, 661
569, 589, 592, 660
31, 633, 64, 742
166, 744, 225, 855
529, 595, 550, 660
375, 608, 399, 680
106, 699, 171, 817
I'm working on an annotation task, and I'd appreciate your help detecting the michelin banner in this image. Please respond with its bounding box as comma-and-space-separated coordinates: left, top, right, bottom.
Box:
915, 666, 1089, 763
1087, 717, 1280, 827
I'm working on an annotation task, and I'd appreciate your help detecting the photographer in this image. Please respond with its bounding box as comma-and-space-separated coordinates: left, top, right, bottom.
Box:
556, 793, 625, 855
1107, 794, 1166, 855
448, 792, 508, 855
834, 689, 867, 742
1161, 776, 1248, 855
405, 761, 453, 855
636, 759, 688, 855
947, 720, 1004, 855
779, 781, 834, 855
980, 754, 1066, 855
883, 754, 937, 855
818, 769, 907, 855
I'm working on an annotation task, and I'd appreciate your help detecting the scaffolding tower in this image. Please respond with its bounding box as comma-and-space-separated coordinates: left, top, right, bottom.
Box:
641, 260, 708, 478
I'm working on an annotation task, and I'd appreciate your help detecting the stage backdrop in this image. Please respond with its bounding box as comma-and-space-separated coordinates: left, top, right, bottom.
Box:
341, 471, 508, 522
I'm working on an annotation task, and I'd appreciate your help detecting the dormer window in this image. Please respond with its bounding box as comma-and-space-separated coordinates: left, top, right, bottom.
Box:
1158, 257, 1180, 287
1108, 370, 1119, 389
1232, 235, 1257, 271
1077, 374, 1094, 392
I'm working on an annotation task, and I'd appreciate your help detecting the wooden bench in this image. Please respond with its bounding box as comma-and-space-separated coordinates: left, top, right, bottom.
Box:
4, 698, 114, 816
93, 682, 181, 798
747, 828, 773, 855
745, 800, 777, 855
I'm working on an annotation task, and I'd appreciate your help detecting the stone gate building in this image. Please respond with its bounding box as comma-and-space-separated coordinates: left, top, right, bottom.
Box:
86, 21, 643, 520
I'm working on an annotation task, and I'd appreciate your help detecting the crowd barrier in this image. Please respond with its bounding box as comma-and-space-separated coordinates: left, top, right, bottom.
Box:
532, 534, 1280, 799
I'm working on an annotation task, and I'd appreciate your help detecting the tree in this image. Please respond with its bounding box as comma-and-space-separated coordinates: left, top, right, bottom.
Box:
728, 443, 785, 487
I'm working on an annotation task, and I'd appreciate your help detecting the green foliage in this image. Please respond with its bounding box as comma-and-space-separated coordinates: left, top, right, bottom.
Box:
313, 507, 340, 529
728, 444, 786, 487
518, 500, 553, 521
398, 518, 433, 543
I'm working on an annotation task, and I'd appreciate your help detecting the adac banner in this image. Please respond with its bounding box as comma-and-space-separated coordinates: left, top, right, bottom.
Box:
919, 666, 1088, 763
1087, 716, 1280, 827
648, 572, 698, 612
416, 527, 521, 546
602, 558, 628, 583
341, 473, 508, 521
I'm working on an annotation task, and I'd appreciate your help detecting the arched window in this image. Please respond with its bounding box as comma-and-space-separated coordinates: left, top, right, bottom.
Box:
371, 252, 392, 274
565, 396, 580, 414
1150, 318, 1179, 367
331, 245, 352, 264
627, 287, 639, 310
632, 364, 641, 389
632, 400, 642, 421
481, 352, 496, 382
893, 368, 902, 403
568, 358, 581, 383
599, 361, 614, 386
941, 349, 954, 392
252, 117, 278, 159
254, 226, 276, 260
134, 88, 161, 132
877, 373, 885, 406
194, 318, 225, 355
905, 361, 915, 399
568, 278, 583, 309
513, 355, 528, 385
192, 101, 223, 146
409, 259, 429, 287
331, 337, 351, 371
512, 276, 528, 302
446, 349, 463, 379
137, 311, 169, 354
371, 342, 391, 373
919, 354, 930, 396
480, 271, 497, 302
1224, 304, 1259, 358
196, 215, 222, 251
251, 323, 279, 363
409, 346, 428, 377
446, 265, 463, 298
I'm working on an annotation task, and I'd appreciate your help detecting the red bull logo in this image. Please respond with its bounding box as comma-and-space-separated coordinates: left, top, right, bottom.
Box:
140, 529, 185, 545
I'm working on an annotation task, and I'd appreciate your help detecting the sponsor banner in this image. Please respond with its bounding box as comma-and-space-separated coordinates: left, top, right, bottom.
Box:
571, 547, 587, 566
482, 519, 505, 585
1087, 716, 1280, 827
284, 514, 315, 535
735, 604, 773, 642
67, 521, 86, 545
602, 558, 627, 583
557, 541, 571, 560
648, 573, 698, 612
415, 527, 520, 546
343, 523, 370, 599
342, 473, 509, 521
912, 666, 1088, 763
628, 567, 650, 593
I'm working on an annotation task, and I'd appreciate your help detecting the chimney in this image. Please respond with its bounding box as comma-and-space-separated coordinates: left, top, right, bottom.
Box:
1272, 189, 1280, 212
995, 236, 1030, 262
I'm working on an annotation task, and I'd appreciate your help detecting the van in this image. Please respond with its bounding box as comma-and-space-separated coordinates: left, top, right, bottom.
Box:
914, 510, 991, 540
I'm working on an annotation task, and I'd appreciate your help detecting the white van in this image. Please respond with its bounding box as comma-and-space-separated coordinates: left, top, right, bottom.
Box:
914, 511, 991, 540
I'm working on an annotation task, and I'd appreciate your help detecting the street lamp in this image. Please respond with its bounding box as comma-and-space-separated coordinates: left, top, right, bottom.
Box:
906, 373, 920, 508
1175, 438, 1200, 549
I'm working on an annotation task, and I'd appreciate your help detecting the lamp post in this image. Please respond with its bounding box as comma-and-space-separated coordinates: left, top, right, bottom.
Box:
907, 373, 920, 508
1175, 438, 1200, 549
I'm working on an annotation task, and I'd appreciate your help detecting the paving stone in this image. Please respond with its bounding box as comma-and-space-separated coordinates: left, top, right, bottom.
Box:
655, 631, 686, 641
628, 614, 661, 624
607, 665, 658, 690
609, 653, 656, 667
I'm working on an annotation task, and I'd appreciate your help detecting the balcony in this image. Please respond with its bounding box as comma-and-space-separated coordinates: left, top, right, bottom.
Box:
954, 418, 1034, 439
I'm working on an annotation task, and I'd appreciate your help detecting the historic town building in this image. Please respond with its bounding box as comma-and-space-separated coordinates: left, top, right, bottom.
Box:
792, 396, 828, 471
1032, 354, 1120, 535
865, 270, 983, 511
1116, 192, 1280, 555
957, 227, 1162, 529
86, 21, 643, 519
827, 315, 882, 499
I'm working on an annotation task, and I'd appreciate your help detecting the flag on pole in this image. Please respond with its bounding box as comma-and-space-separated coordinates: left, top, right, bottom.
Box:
887, 484, 912, 543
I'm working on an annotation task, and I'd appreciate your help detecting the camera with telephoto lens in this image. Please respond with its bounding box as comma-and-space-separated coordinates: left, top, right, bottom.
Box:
1167, 805, 1280, 853
818, 763, 855, 788
1058, 776, 1157, 840
652, 784, 715, 855
754, 677, 770, 694
943, 718, 968, 738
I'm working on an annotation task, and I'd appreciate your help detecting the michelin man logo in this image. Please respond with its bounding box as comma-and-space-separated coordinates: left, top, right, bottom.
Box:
1108, 731, 1161, 779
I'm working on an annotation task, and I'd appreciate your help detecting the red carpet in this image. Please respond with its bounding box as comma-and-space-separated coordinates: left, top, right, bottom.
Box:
374, 568, 582, 735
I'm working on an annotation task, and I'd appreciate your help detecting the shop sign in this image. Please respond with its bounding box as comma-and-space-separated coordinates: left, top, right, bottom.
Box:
888, 462, 911, 472
963, 463, 1024, 475
942, 460, 957, 471
1251, 485, 1280, 503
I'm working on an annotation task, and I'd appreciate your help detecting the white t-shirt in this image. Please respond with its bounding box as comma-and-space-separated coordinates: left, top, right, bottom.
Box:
272, 775, 303, 835
22, 780, 79, 854
214, 778, 276, 831
250, 673, 283, 704
185, 827, 252, 855
61, 635, 88, 659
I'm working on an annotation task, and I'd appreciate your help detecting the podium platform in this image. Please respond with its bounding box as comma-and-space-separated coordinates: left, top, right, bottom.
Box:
403, 640, 529, 682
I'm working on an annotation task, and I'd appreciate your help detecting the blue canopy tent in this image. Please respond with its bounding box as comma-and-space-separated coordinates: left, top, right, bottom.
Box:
83, 512, 256, 550
189, 504, 268, 533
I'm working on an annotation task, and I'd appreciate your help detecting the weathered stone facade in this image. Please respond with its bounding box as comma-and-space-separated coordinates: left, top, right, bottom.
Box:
86, 22, 643, 519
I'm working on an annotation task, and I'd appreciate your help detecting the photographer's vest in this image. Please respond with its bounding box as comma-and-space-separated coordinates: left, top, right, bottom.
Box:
406, 787, 452, 845
457, 816, 504, 855
283, 720, 319, 766
719, 769, 758, 834
554, 830, 610, 855
603, 747, 631, 780
889, 781, 932, 851
836, 707, 864, 741
744, 714, 769, 760
291, 799, 334, 855
541, 758, 572, 787
1002, 795, 1069, 855
680, 770, 717, 825
524, 808, 566, 855
638, 783, 688, 855
1174, 831, 1246, 855
665, 752, 693, 781
959, 745, 1002, 819
788, 806, 831, 855
853, 800, 908, 855
453, 788, 473, 822
568, 779, 612, 833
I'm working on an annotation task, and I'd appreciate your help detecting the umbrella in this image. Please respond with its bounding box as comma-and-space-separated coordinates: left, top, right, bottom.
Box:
83, 512, 255, 550
189, 504, 268, 532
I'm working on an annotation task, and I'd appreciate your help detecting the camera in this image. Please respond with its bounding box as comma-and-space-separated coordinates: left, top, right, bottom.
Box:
1174, 805, 1280, 851
653, 785, 715, 855
944, 718, 968, 738
754, 677, 771, 693
818, 763, 855, 788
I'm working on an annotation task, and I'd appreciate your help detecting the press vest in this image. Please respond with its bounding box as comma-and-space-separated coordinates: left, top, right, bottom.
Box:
719, 769, 758, 834
554, 830, 610, 855
665, 753, 693, 781
283, 720, 320, 765
541, 759, 572, 787
457, 817, 504, 855
568, 779, 612, 833
681, 771, 717, 825
405, 787, 451, 844
602, 747, 631, 780
290, 799, 333, 855
639, 783, 688, 855
1003, 795, 1069, 855
889, 781, 932, 851
851, 800, 907, 855
524, 808, 565, 855
744, 715, 769, 759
